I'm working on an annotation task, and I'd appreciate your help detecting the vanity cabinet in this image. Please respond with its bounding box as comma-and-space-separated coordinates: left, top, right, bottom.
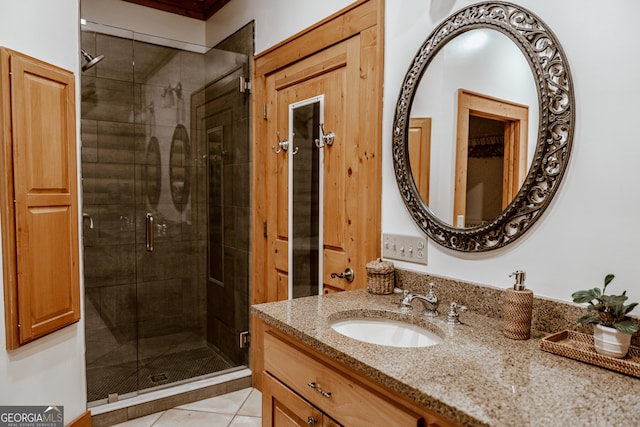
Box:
260, 326, 456, 427
0, 47, 80, 349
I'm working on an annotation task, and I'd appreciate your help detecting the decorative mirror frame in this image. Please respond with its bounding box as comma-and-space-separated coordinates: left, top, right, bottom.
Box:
392, 1, 574, 252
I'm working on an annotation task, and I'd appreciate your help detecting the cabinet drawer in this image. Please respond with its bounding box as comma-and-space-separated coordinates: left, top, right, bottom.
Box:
263, 372, 341, 427
264, 332, 424, 427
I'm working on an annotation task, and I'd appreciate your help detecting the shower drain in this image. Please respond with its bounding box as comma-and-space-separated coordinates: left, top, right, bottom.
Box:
150, 373, 168, 383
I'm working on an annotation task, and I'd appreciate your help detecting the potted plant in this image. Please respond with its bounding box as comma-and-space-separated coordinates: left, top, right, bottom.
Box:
571, 274, 638, 358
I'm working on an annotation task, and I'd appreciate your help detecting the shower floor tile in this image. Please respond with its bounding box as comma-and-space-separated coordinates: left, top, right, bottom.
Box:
87, 345, 233, 402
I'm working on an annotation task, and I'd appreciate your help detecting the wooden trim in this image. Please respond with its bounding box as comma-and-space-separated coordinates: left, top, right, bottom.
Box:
254, 0, 379, 76
0, 48, 20, 349
453, 88, 529, 226
67, 411, 91, 427
122, 0, 231, 21
251, 315, 271, 390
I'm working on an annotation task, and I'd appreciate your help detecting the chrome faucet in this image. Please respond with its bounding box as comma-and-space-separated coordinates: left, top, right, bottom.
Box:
399, 283, 439, 317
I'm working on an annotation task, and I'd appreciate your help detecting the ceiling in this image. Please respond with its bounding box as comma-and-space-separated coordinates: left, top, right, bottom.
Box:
123, 0, 231, 20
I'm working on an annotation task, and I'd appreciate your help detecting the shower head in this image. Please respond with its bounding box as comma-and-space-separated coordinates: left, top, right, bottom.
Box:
81, 49, 104, 72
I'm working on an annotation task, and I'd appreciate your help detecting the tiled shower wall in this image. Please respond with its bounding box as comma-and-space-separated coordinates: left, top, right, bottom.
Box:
80, 23, 252, 398
81, 31, 207, 344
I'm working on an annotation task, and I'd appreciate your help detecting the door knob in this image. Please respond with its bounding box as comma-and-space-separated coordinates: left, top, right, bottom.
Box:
331, 267, 354, 282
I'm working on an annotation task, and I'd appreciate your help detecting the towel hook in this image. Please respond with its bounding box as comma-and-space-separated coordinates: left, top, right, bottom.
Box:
272, 131, 299, 155
272, 131, 288, 154
314, 123, 335, 148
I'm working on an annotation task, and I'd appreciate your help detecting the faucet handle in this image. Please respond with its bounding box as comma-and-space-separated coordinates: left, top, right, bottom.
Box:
427, 282, 436, 295
447, 302, 467, 325
399, 290, 413, 310
424, 283, 439, 317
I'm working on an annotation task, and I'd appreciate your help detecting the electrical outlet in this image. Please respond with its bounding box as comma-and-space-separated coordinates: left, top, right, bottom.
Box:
382, 233, 428, 265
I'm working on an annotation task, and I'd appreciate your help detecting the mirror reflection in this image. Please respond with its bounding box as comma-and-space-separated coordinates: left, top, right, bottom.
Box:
409, 28, 538, 227
144, 136, 161, 208
290, 98, 322, 299
169, 123, 191, 211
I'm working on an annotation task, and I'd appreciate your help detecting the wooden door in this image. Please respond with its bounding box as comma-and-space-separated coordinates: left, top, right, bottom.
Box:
270, 39, 357, 298
252, 0, 383, 304
408, 117, 432, 203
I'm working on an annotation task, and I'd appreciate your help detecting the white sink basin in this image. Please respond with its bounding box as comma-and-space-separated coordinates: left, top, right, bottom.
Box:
330, 317, 443, 348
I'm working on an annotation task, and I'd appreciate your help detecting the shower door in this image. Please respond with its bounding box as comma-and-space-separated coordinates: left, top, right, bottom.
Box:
81, 26, 250, 404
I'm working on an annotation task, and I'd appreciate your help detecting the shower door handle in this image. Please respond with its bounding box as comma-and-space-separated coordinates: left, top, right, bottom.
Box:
146, 213, 154, 252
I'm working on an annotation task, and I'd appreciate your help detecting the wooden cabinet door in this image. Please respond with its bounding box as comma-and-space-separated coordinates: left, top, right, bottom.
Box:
263, 372, 341, 427
0, 48, 80, 348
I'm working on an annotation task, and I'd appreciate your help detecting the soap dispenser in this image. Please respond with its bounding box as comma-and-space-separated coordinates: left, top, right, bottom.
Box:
501, 270, 533, 340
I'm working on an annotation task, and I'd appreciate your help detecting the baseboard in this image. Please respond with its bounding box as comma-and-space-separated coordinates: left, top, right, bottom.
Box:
67, 411, 91, 427
90, 372, 251, 427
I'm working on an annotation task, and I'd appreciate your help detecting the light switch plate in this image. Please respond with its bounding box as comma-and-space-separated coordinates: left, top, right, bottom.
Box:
382, 233, 428, 265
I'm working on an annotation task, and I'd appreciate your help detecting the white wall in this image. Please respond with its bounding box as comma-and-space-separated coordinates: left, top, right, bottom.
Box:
205, 0, 355, 53
81, 0, 353, 54
81, 0, 205, 47
0, 0, 87, 423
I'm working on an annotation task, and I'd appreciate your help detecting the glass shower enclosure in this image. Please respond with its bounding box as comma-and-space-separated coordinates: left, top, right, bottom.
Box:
80, 24, 251, 404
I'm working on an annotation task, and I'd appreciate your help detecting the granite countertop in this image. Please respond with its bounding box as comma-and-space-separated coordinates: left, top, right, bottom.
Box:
252, 289, 640, 427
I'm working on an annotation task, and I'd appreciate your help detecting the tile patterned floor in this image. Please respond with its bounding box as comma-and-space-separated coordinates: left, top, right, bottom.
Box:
110, 387, 261, 427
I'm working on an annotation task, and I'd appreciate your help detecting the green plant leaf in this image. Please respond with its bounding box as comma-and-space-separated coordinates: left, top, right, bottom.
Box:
624, 302, 638, 315
614, 320, 639, 335
577, 315, 601, 325
604, 274, 615, 286
603, 294, 628, 304
572, 288, 601, 304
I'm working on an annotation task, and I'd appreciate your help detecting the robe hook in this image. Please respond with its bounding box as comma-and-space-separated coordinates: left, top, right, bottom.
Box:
315, 123, 335, 148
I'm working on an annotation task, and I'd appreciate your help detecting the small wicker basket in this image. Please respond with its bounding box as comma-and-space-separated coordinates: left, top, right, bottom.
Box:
365, 258, 394, 294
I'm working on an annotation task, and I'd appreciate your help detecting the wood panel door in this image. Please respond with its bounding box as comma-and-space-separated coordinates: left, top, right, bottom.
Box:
0, 48, 80, 348
267, 36, 370, 299
252, 0, 383, 304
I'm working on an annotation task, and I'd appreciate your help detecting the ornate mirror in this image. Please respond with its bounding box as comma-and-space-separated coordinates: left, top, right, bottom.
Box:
392, 2, 574, 252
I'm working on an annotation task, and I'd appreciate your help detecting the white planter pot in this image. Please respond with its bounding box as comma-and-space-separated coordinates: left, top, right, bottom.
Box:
593, 324, 632, 358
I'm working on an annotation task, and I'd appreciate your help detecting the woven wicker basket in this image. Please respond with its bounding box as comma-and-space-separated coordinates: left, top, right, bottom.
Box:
365, 258, 394, 294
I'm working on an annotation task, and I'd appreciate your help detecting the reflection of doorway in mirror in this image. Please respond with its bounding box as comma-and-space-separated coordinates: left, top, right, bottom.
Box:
454, 89, 528, 227
408, 117, 431, 204
290, 98, 322, 299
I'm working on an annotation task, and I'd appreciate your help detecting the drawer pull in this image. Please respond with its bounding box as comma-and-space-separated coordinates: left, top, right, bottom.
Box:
307, 416, 317, 427
307, 381, 332, 398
